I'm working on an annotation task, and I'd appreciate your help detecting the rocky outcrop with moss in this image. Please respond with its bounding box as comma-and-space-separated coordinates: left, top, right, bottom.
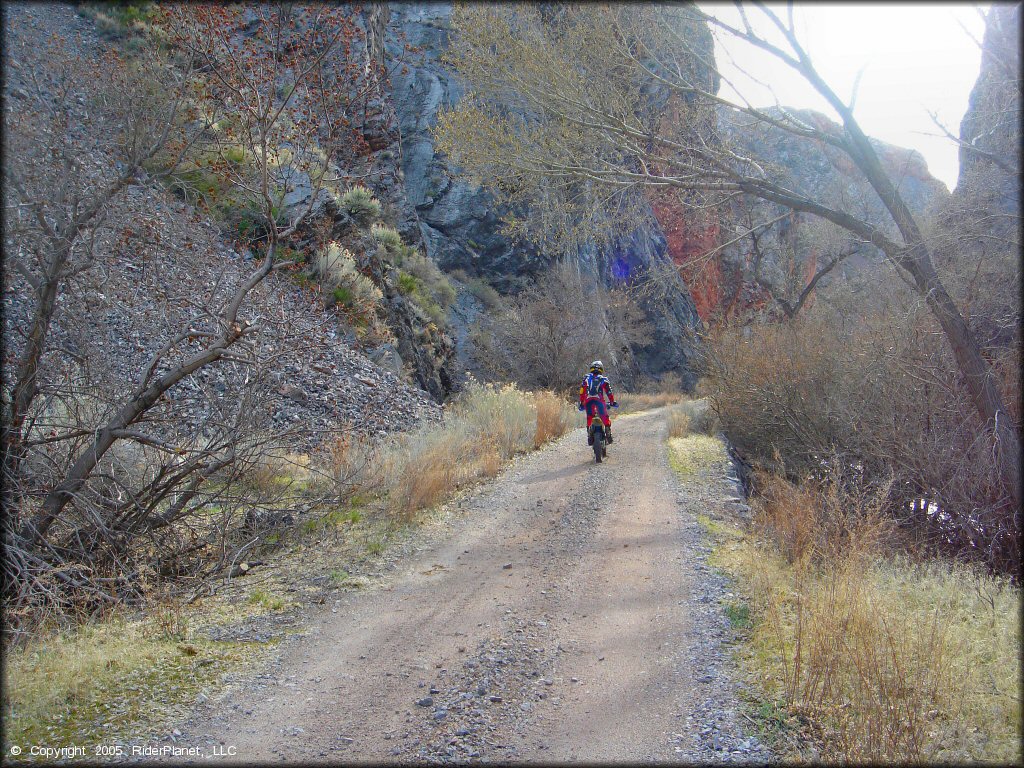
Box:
282, 180, 457, 402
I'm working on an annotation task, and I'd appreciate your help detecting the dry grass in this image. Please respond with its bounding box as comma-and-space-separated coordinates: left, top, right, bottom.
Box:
533, 390, 572, 448
615, 390, 684, 414
3, 382, 576, 750
244, 450, 312, 494
378, 381, 575, 520
667, 434, 727, 480
666, 398, 719, 438
707, 472, 1022, 764
2, 606, 273, 752
325, 432, 385, 496
385, 428, 502, 516
667, 408, 691, 438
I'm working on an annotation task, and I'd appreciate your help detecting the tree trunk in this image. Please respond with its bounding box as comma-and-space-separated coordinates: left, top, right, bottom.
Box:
840, 118, 1022, 511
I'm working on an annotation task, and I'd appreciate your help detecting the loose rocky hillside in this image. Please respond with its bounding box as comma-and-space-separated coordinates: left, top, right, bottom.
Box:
2, 3, 442, 451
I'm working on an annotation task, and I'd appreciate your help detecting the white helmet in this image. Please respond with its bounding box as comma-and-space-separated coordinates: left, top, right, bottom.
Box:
589, 360, 604, 373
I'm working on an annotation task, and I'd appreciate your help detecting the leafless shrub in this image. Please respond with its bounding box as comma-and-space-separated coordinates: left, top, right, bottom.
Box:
471, 262, 651, 393
2, 6, 385, 634
707, 294, 1020, 574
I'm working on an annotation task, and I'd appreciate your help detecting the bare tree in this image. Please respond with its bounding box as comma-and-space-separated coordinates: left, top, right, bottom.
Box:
2, 5, 384, 626
433, 3, 1020, 511
471, 262, 651, 393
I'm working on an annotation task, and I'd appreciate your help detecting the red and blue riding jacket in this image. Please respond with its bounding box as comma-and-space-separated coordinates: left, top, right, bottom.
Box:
579, 372, 616, 426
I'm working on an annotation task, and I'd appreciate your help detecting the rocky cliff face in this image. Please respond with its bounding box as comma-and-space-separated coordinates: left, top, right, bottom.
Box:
380, 3, 961, 375
282, 4, 458, 402
705, 105, 950, 321
385, 2, 704, 386
955, 3, 1019, 220
935, 3, 1021, 350
387, 3, 536, 288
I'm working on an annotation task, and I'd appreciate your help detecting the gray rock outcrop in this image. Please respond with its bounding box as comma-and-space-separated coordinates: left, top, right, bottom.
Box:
386, 2, 704, 385
715, 105, 950, 313
935, 3, 1020, 350
956, 3, 1020, 211
387, 3, 541, 287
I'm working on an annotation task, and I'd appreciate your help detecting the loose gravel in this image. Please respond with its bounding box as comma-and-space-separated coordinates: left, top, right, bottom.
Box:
145, 409, 772, 764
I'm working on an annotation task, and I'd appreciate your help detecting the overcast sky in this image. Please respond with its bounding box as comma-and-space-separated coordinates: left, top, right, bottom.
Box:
700, 3, 990, 190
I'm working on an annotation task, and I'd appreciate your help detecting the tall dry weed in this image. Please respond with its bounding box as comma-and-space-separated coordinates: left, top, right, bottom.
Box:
667, 408, 691, 438
378, 380, 573, 520
666, 399, 718, 438
385, 428, 502, 517
327, 432, 383, 495
616, 391, 683, 413
533, 390, 571, 448
729, 470, 1019, 763
753, 465, 892, 565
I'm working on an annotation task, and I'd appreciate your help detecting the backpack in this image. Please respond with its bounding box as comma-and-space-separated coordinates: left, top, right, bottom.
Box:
585, 373, 607, 398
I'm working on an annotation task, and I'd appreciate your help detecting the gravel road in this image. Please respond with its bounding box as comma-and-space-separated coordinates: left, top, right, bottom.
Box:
159, 408, 770, 763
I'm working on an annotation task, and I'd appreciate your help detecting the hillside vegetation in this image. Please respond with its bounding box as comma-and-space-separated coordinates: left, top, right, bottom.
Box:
666, 421, 1021, 764
3, 379, 579, 750
2, 2, 1019, 764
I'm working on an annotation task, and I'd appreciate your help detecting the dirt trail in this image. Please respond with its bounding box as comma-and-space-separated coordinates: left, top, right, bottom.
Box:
163, 409, 768, 763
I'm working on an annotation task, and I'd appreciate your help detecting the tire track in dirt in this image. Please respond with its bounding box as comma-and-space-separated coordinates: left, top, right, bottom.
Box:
156, 408, 767, 763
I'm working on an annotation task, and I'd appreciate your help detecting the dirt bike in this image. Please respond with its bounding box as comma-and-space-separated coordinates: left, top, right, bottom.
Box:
583, 401, 618, 463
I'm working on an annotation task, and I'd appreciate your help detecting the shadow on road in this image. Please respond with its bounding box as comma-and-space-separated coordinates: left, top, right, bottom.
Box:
522, 460, 592, 485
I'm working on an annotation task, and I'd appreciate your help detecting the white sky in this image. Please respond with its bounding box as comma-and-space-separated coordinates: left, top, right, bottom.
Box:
700, 3, 990, 190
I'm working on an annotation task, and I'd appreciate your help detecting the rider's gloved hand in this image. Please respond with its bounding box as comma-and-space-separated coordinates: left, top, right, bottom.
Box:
611, 402, 619, 408
578, 404, 585, 412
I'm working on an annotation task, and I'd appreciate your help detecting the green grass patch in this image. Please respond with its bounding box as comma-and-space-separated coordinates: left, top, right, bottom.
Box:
301, 505, 363, 535
397, 271, 419, 296
667, 434, 726, 479
222, 145, 246, 165
246, 589, 285, 612
333, 286, 354, 307
724, 600, 752, 630
696, 513, 743, 540
328, 569, 364, 589
3, 612, 275, 755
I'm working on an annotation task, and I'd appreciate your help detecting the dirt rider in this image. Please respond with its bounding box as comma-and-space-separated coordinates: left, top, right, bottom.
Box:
578, 360, 618, 444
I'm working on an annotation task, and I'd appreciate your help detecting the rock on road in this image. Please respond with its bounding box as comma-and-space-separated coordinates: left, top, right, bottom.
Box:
162, 408, 769, 763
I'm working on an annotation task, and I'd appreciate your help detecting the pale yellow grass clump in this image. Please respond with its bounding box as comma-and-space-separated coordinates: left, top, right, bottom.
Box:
708, 472, 1022, 764
667, 408, 691, 438
665, 398, 719, 438
379, 381, 575, 519
615, 390, 683, 413
533, 389, 572, 448
667, 434, 726, 479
